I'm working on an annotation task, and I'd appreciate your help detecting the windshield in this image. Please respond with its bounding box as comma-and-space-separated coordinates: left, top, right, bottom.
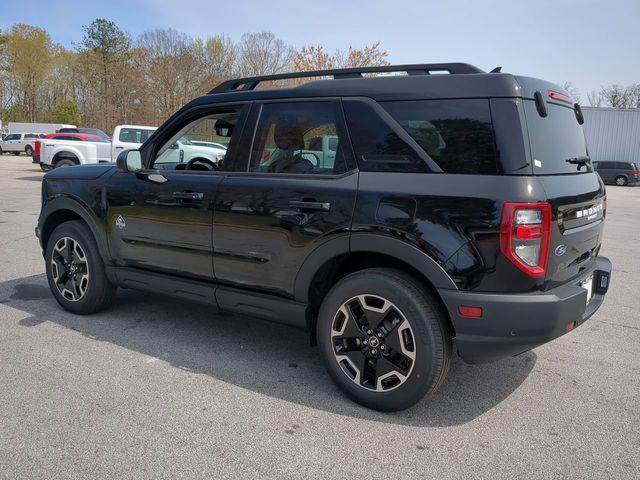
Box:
524, 100, 591, 175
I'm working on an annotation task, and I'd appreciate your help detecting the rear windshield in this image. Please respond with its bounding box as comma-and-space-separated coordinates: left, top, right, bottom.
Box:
524, 100, 590, 175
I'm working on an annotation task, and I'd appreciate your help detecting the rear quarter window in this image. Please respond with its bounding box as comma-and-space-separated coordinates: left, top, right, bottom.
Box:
383, 99, 499, 175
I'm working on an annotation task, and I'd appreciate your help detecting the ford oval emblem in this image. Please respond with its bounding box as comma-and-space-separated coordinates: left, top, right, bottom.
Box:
555, 244, 567, 256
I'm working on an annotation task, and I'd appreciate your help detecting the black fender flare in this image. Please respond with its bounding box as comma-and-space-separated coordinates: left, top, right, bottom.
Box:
293, 233, 458, 303
38, 195, 110, 263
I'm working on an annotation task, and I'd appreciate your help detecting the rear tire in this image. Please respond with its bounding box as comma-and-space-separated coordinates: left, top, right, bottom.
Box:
55, 158, 77, 168
615, 175, 628, 186
317, 268, 452, 411
25, 145, 33, 156
45, 220, 116, 314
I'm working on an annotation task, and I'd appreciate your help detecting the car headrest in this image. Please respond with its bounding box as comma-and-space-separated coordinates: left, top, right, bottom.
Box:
273, 116, 305, 150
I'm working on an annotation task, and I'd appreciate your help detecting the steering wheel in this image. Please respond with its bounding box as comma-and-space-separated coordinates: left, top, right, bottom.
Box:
185, 157, 219, 171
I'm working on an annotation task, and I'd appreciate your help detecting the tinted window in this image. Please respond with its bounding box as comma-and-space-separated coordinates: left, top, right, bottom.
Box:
383, 99, 499, 175
249, 101, 350, 175
4, 134, 20, 140
616, 162, 632, 170
119, 128, 154, 144
524, 100, 589, 174
25, 134, 38, 139
344, 100, 430, 173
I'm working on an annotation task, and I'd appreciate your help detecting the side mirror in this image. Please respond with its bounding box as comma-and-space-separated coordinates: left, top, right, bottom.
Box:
116, 149, 142, 172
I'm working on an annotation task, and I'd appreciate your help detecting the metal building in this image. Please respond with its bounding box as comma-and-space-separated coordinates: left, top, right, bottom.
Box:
582, 107, 640, 164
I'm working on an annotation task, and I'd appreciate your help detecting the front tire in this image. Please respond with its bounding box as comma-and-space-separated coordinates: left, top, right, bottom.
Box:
25, 145, 33, 156
317, 268, 452, 411
45, 221, 116, 314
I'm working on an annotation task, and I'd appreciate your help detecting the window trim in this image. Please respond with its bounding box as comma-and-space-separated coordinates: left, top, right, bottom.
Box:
241, 97, 357, 178
343, 96, 443, 174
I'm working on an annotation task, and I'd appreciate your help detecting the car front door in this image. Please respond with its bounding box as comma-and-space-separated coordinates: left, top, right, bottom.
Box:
105, 106, 248, 280
212, 100, 358, 298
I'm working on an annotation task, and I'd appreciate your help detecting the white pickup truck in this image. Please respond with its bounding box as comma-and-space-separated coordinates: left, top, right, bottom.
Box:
0, 132, 42, 156
36, 125, 227, 169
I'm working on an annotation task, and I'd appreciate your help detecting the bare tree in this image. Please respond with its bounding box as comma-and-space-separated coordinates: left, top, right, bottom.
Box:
601, 84, 630, 108
137, 28, 201, 124
238, 32, 293, 76
561, 81, 581, 104
586, 90, 603, 107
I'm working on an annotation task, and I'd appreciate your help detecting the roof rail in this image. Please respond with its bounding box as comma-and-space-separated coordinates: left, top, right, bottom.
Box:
208, 63, 484, 94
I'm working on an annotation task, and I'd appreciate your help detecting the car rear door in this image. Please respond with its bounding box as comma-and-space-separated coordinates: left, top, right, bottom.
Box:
212, 100, 358, 298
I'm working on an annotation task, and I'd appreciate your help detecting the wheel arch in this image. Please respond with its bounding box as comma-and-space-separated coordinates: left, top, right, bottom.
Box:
39, 197, 110, 264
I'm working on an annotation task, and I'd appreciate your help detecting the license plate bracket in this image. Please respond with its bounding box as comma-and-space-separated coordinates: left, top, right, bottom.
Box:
580, 275, 594, 306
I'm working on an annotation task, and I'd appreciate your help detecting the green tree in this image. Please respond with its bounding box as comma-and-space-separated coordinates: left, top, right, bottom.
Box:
52, 99, 80, 125
77, 19, 131, 130
5, 24, 54, 121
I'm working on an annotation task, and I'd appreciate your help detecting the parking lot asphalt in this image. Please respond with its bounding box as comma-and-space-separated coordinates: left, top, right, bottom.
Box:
0, 154, 638, 479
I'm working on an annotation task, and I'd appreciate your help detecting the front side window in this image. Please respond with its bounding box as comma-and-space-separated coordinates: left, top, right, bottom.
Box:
5, 134, 19, 140
151, 108, 242, 172
383, 99, 499, 175
248, 101, 350, 175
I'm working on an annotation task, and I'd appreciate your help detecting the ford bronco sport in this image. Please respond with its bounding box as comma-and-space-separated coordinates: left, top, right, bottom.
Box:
36, 63, 612, 411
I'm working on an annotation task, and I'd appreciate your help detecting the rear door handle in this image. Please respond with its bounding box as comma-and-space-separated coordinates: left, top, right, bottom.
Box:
289, 200, 331, 211
173, 191, 204, 200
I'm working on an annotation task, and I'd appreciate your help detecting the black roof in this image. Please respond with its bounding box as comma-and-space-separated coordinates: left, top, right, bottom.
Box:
186, 63, 569, 108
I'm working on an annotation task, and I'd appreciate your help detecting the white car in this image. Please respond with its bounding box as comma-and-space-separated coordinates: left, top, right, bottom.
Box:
0, 132, 42, 156
36, 124, 228, 169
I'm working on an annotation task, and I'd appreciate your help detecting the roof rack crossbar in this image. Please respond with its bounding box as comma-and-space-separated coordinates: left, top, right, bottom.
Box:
208, 63, 484, 94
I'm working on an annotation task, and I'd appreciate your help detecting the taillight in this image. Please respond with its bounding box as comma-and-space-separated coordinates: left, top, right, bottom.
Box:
34, 140, 41, 156
500, 202, 552, 278
633, 169, 638, 178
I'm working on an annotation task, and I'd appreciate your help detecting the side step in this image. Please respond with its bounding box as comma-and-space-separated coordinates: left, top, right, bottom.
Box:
108, 266, 308, 329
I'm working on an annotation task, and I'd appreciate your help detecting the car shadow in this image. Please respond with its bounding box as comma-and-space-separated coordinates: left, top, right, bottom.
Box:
1, 274, 536, 427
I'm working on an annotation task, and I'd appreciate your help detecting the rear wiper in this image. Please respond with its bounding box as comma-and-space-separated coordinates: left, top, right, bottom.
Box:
565, 156, 591, 170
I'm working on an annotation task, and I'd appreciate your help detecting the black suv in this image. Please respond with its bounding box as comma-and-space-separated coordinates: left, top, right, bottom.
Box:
36, 63, 612, 411
593, 161, 639, 186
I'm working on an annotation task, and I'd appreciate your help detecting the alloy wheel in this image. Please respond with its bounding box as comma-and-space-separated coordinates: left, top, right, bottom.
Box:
331, 294, 416, 392
50, 236, 90, 302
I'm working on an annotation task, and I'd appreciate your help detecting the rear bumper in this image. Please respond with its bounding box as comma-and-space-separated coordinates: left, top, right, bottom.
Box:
438, 256, 612, 364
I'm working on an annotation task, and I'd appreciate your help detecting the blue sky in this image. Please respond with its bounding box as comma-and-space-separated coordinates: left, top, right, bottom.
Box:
2, 0, 639, 98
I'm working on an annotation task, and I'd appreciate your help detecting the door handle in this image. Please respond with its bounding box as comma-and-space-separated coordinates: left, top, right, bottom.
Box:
289, 200, 331, 211
173, 191, 204, 200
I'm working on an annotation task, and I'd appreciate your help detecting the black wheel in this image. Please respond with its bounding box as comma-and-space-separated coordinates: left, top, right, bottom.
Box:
45, 221, 116, 314
0, 146, 3, 155
39, 164, 50, 172
13, 151, 20, 156
25, 145, 33, 156
615, 175, 628, 186
317, 268, 452, 411
55, 158, 77, 168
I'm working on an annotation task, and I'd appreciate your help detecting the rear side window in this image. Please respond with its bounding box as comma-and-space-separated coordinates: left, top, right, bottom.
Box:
119, 128, 154, 143
524, 100, 589, 174
383, 99, 499, 174
344, 100, 431, 173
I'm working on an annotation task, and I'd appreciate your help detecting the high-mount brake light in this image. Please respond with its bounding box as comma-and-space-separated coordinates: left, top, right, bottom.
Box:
500, 202, 552, 278
548, 90, 573, 105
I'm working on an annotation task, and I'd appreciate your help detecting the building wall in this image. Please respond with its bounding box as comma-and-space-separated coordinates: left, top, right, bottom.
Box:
582, 107, 640, 163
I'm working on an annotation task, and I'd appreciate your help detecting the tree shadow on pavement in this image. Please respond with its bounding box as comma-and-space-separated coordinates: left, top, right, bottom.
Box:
1, 274, 536, 427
